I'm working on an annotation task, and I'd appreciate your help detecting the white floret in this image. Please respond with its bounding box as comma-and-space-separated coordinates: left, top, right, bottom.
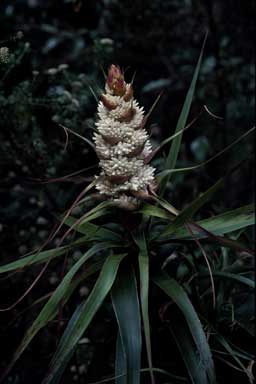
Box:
93, 131, 149, 158
97, 100, 144, 127
100, 157, 144, 176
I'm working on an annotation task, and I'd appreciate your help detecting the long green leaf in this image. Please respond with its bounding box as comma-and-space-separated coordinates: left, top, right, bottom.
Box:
136, 233, 155, 384
3, 261, 103, 334
2, 243, 116, 381
115, 332, 127, 384
0, 202, 116, 275
198, 271, 255, 289
138, 204, 174, 220
215, 332, 253, 382
0, 234, 89, 274
161, 177, 224, 236
168, 308, 209, 384
201, 314, 254, 366
0, 246, 69, 274
111, 263, 142, 384
162, 204, 255, 240
42, 303, 84, 384
157, 126, 255, 181
64, 216, 122, 242
60, 201, 112, 239
160, 33, 207, 195
153, 273, 216, 384
64, 216, 101, 236
43, 253, 126, 384
79, 206, 111, 225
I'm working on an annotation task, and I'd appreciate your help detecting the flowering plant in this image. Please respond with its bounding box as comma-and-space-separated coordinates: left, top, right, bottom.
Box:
0, 40, 254, 384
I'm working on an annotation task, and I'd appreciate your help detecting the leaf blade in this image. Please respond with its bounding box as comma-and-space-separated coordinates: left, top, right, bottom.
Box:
162, 204, 255, 240
160, 33, 207, 195
111, 264, 142, 384
161, 177, 224, 236
153, 273, 216, 384
1, 243, 116, 381
198, 271, 255, 289
168, 308, 209, 384
64, 215, 123, 242
136, 233, 155, 384
43, 253, 126, 384
115, 331, 127, 384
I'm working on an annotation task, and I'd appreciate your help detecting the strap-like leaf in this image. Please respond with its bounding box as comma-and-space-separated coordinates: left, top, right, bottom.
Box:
215, 334, 253, 381
136, 233, 155, 384
111, 263, 142, 384
153, 273, 216, 384
138, 203, 174, 220
1, 243, 117, 382
157, 126, 255, 181
64, 216, 123, 242
161, 177, 224, 236
198, 271, 255, 289
0, 235, 88, 274
160, 33, 207, 195
0, 246, 69, 274
42, 253, 126, 384
115, 332, 127, 384
162, 204, 255, 240
168, 308, 210, 384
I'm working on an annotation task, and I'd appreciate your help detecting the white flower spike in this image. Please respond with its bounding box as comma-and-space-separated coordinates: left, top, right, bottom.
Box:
94, 65, 156, 209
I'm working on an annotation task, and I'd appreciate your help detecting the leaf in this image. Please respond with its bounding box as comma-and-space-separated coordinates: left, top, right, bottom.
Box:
153, 273, 216, 384
161, 177, 224, 236
64, 216, 122, 242
157, 126, 255, 181
198, 271, 255, 289
168, 308, 209, 384
159, 33, 207, 195
42, 253, 126, 384
154, 196, 179, 216
60, 201, 112, 242
42, 303, 84, 384
64, 216, 100, 236
0, 246, 69, 274
0, 235, 89, 274
215, 332, 253, 382
111, 263, 142, 384
138, 203, 174, 220
79, 202, 112, 225
162, 204, 255, 240
3, 260, 103, 333
115, 332, 127, 384
1, 243, 116, 381
136, 233, 155, 384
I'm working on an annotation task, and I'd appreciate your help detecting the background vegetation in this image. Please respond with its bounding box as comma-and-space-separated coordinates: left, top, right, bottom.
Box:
0, 1, 254, 383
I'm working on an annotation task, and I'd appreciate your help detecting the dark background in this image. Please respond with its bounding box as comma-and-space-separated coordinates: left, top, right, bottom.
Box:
0, 1, 255, 383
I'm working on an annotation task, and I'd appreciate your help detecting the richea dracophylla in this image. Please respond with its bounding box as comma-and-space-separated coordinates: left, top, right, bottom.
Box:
1, 41, 255, 384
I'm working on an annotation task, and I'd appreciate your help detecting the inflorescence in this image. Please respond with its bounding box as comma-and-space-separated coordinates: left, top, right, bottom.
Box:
93, 65, 156, 210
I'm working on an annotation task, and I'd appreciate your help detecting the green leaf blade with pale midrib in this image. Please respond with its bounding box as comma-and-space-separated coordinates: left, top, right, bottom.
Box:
43, 253, 126, 384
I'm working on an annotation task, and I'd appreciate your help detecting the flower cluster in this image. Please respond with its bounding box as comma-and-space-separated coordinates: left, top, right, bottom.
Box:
93, 65, 156, 209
